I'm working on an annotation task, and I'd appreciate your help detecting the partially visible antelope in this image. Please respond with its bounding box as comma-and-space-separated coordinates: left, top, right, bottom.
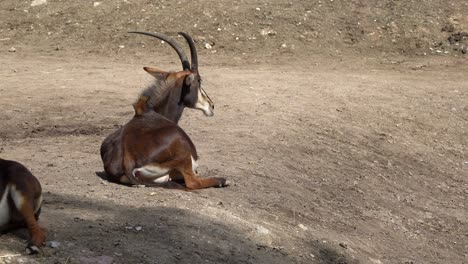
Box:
0, 158, 45, 254
100, 31, 227, 190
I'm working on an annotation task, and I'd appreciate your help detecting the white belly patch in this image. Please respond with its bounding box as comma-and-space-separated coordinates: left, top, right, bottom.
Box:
133, 165, 170, 181
0, 185, 11, 226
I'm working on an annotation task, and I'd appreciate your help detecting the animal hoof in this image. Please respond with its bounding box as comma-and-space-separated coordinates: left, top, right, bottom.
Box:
25, 245, 40, 255
217, 178, 229, 187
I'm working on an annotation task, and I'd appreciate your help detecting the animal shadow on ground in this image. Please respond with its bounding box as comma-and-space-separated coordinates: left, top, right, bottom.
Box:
1, 192, 357, 264
95, 171, 109, 181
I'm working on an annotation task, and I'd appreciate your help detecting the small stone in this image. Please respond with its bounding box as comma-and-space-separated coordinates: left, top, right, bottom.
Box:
149, 192, 156, 196
31, 0, 47, 6
48, 240, 61, 248
281, 44, 287, 48
8, 47, 16, 52
118, 45, 125, 49
339, 242, 348, 249
255, 226, 270, 235
135, 226, 142, 231
204, 43, 212, 49
260, 29, 277, 36
93, 2, 102, 7
298, 224, 308, 231
463, 161, 468, 166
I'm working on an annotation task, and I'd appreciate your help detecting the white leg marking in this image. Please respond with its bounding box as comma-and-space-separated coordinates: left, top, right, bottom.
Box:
153, 175, 170, 183
34, 194, 43, 215
191, 156, 199, 172
10, 184, 25, 211
0, 185, 11, 226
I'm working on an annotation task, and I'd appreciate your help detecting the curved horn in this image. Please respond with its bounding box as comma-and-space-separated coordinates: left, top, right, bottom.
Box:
128, 31, 190, 70
178, 32, 198, 71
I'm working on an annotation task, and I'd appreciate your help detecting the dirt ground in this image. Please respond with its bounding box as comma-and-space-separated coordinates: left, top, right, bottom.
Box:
1, 1, 468, 264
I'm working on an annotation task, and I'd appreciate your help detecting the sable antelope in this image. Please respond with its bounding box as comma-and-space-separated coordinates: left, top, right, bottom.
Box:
0, 158, 45, 254
100, 31, 227, 190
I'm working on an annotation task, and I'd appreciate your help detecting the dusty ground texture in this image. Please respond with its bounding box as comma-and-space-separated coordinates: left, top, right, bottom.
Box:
0, 0, 468, 264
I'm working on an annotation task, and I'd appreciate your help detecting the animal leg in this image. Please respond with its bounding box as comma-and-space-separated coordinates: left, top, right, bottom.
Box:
18, 201, 45, 248
178, 161, 227, 190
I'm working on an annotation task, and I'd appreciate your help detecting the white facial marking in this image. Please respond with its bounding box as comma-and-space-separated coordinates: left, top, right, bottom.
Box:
0, 185, 11, 226
194, 88, 213, 116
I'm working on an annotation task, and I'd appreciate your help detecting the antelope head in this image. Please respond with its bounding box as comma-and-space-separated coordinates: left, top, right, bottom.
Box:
129, 31, 214, 117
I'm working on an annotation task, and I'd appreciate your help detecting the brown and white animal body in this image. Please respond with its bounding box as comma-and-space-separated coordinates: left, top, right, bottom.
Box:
100, 32, 227, 190
0, 158, 45, 253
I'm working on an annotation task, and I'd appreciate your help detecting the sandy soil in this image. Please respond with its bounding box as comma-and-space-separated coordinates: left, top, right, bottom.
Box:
0, 1, 467, 263
0, 49, 467, 264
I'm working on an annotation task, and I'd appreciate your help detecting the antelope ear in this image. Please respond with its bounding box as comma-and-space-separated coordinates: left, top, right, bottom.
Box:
184, 73, 195, 85
143, 67, 168, 80
165, 71, 192, 87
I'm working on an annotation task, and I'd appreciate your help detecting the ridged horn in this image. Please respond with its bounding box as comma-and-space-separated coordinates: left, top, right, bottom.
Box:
128, 31, 190, 70
178, 32, 198, 71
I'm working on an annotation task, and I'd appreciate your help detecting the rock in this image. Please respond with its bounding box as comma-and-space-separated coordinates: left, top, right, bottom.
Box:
47, 240, 61, 248
31, 0, 47, 6
281, 44, 287, 48
298, 224, 308, 231
8, 47, 16, 52
255, 225, 270, 235
253, 225, 273, 246
93, 2, 102, 7
204, 43, 212, 49
135, 226, 142, 231
260, 28, 277, 36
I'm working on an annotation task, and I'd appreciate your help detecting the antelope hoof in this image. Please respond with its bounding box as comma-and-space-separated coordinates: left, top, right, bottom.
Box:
29, 229, 46, 248
25, 245, 40, 255
216, 177, 229, 188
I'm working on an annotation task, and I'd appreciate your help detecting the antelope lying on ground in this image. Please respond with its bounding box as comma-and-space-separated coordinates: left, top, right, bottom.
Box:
100, 31, 227, 190
0, 158, 45, 254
